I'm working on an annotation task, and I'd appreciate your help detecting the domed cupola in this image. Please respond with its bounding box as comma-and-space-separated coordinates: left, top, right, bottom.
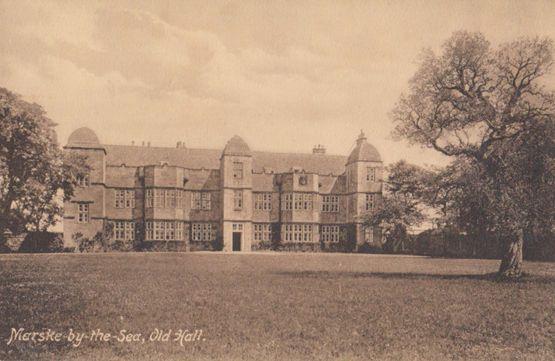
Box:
67, 127, 101, 147
347, 130, 381, 164
222, 135, 251, 157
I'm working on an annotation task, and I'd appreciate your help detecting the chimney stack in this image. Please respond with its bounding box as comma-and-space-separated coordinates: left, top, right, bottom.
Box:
312, 144, 326, 154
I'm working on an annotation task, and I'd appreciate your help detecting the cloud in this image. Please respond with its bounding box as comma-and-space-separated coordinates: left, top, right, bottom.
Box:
0, 0, 553, 168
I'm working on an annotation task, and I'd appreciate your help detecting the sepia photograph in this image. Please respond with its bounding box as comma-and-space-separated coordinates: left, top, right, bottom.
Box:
0, 0, 554, 360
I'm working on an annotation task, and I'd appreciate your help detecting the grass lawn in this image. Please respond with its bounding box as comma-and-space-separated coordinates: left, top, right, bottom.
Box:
0, 252, 553, 361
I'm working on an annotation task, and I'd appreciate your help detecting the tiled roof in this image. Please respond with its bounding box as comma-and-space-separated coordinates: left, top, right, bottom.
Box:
104, 145, 221, 169
252, 152, 346, 175
105, 165, 138, 188
103, 144, 347, 175
252, 173, 275, 191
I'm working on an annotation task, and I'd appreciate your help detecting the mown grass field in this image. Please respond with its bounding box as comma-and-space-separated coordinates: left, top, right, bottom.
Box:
0, 252, 553, 361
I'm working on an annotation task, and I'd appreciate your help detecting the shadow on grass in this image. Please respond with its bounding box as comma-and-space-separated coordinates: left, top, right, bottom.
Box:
273, 270, 555, 284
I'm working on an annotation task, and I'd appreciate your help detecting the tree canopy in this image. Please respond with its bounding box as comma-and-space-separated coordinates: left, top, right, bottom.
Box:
390, 31, 554, 278
0, 87, 88, 239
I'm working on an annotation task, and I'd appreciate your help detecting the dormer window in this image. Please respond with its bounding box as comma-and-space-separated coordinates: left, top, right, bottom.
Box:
299, 175, 308, 185
233, 161, 243, 180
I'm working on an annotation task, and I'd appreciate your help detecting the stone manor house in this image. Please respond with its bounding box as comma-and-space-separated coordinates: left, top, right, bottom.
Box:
63, 127, 383, 252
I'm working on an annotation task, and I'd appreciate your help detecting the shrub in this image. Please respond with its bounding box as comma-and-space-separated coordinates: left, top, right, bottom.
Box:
211, 236, 224, 251
19, 232, 64, 253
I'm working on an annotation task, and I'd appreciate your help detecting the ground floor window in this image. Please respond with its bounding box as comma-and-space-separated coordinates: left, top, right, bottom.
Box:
253, 223, 271, 242
321, 225, 340, 242
113, 220, 135, 241
145, 221, 185, 241
365, 226, 374, 242
283, 224, 314, 242
191, 223, 217, 242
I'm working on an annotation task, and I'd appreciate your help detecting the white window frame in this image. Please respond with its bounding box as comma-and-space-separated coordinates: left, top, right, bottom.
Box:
322, 195, 339, 212
366, 193, 375, 211
77, 203, 89, 223
232, 161, 243, 180
146, 189, 154, 208
233, 190, 243, 210
77, 174, 90, 187
366, 167, 376, 182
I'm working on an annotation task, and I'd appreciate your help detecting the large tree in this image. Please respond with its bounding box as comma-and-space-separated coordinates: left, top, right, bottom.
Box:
391, 31, 554, 278
0, 87, 88, 241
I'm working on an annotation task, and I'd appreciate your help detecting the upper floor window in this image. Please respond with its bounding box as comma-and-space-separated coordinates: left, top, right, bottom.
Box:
301, 194, 312, 210
366, 167, 376, 182
233, 190, 243, 210
366, 193, 375, 211
282, 193, 312, 211
77, 174, 90, 187
154, 189, 165, 208
192, 192, 211, 210
232, 162, 243, 180
146, 188, 182, 209
115, 189, 135, 209
322, 195, 339, 212
176, 190, 184, 208
77, 203, 89, 223
282, 193, 293, 210
166, 189, 176, 208
294, 193, 312, 210
145, 189, 153, 208
254, 193, 272, 211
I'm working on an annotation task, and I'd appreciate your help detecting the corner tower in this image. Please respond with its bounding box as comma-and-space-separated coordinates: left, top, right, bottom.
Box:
345, 131, 383, 249
63, 127, 107, 247
220, 135, 253, 252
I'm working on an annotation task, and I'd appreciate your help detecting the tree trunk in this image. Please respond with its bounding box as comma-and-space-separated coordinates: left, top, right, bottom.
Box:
497, 229, 524, 279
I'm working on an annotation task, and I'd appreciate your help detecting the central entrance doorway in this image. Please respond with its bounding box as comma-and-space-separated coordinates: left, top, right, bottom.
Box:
232, 232, 241, 251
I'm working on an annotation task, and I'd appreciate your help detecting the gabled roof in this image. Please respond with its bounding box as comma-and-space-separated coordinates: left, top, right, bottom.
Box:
318, 174, 345, 194
102, 144, 347, 175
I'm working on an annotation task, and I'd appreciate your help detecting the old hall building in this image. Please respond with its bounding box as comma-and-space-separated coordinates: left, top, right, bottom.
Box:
63, 128, 383, 252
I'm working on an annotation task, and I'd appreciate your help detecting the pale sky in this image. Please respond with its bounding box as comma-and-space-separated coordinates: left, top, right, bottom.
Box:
1, 0, 554, 166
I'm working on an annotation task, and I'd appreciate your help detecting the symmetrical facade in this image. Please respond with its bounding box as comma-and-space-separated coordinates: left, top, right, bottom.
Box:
63, 128, 383, 252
